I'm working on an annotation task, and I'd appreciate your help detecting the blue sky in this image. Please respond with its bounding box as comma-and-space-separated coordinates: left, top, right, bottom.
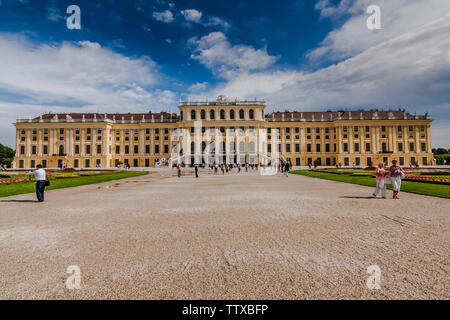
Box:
0, 0, 449, 148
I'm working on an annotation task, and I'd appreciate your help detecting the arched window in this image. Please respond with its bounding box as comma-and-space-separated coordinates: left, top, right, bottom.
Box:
230, 142, 235, 153
239, 109, 245, 120
382, 142, 387, 153
249, 109, 254, 119
210, 109, 215, 120
201, 109, 206, 120
180, 111, 183, 121
230, 109, 235, 120
59, 145, 64, 155
191, 110, 196, 120
220, 109, 225, 120
239, 141, 245, 153
249, 141, 255, 153
191, 141, 195, 153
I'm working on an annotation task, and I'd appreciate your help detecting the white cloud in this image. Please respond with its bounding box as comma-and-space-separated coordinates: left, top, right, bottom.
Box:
0, 35, 177, 147
189, 32, 278, 77
203, 17, 230, 30
181, 9, 202, 23
309, 0, 450, 61
152, 10, 174, 23
46, 6, 65, 22
194, 13, 450, 148
188, 82, 209, 92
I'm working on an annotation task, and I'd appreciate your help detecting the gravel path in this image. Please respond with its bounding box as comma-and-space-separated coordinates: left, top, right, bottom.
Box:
0, 169, 448, 299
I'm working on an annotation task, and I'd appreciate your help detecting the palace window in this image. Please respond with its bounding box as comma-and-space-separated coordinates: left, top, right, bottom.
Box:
398, 125, 402, 132
295, 144, 300, 153
210, 110, 215, 120
97, 145, 102, 154
306, 128, 311, 134
145, 145, 150, 154
134, 145, 139, 154
409, 125, 413, 131
355, 143, 360, 152
295, 127, 300, 133
307, 144, 312, 152
116, 145, 120, 154
343, 126, 348, 132
60, 128, 64, 134
239, 109, 244, 120
316, 128, 320, 134
366, 143, 371, 152
421, 125, 425, 132
326, 144, 330, 152
220, 109, 225, 120
164, 145, 169, 154
382, 143, 387, 153
343, 143, 348, 152
87, 128, 91, 134
421, 142, 426, 152
354, 126, 359, 132
125, 146, 129, 154
230, 109, 235, 120
191, 110, 196, 120
398, 142, 403, 152
86, 145, 91, 154
316, 144, 321, 153
410, 142, 415, 151
44, 128, 48, 134
201, 109, 206, 120
43, 145, 48, 154
286, 144, 291, 153
249, 109, 254, 119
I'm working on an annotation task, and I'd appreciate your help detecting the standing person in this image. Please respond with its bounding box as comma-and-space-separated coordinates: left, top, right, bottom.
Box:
389, 160, 404, 199
194, 164, 199, 178
238, 163, 241, 173
245, 163, 248, 172
214, 163, 218, 174
27, 164, 47, 202
284, 161, 290, 177
177, 164, 181, 178
372, 163, 387, 198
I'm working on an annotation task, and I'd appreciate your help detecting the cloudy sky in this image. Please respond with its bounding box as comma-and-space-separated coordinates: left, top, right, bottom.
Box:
0, 0, 449, 148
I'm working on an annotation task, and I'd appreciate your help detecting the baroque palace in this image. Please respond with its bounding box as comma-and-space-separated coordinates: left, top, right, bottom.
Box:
13, 95, 433, 169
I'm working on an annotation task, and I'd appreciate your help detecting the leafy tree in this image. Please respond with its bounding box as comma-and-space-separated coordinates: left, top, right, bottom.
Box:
435, 148, 449, 155
0, 144, 15, 167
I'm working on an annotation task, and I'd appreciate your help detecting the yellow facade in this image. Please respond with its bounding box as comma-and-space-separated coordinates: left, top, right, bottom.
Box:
13, 96, 433, 168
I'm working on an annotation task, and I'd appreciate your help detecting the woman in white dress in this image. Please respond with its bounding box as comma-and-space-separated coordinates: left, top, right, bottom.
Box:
389, 160, 405, 199
372, 163, 387, 198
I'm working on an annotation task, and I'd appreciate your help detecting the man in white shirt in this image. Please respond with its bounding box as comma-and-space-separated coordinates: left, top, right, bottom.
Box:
27, 164, 46, 202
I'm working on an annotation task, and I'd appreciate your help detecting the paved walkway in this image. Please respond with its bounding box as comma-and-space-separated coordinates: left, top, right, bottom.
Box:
0, 170, 448, 299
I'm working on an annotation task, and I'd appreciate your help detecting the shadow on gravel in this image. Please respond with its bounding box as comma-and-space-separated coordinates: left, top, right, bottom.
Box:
0, 200, 36, 203
339, 196, 380, 199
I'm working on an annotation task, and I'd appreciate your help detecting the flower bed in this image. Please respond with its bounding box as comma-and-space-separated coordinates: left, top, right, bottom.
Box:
404, 174, 450, 185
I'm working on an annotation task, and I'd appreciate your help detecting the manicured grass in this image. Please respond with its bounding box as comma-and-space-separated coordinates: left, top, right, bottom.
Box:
0, 171, 148, 198
291, 170, 450, 199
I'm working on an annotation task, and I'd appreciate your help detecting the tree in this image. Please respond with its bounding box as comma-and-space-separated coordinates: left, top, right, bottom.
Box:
0, 144, 15, 167
435, 148, 448, 155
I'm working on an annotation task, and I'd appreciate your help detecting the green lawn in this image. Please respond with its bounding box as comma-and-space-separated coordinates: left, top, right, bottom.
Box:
0, 171, 148, 198
291, 170, 450, 199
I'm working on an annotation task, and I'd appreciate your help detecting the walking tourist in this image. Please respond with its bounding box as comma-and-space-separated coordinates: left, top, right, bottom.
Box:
194, 164, 199, 178
284, 161, 290, 177
372, 163, 387, 198
177, 164, 181, 178
389, 160, 405, 199
27, 164, 47, 202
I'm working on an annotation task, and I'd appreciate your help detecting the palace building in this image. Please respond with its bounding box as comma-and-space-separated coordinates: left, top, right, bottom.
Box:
12, 95, 433, 169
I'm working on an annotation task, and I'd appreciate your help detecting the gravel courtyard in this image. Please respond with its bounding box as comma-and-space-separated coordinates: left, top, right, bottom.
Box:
0, 169, 448, 299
